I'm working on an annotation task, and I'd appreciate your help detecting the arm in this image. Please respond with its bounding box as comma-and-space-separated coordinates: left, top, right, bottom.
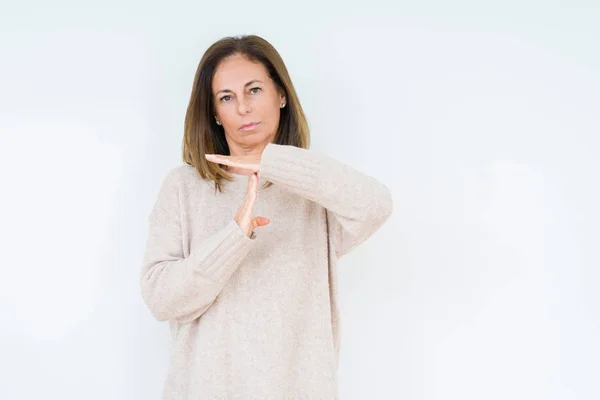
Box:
140, 171, 255, 324
259, 143, 393, 258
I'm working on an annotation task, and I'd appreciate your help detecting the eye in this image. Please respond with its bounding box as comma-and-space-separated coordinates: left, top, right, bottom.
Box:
220, 95, 232, 103
249, 87, 262, 94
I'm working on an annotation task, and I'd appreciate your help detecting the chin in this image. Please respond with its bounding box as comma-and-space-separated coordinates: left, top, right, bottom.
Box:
239, 130, 273, 144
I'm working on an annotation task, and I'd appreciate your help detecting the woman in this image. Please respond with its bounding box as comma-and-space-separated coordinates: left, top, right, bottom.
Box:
141, 34, 393, 399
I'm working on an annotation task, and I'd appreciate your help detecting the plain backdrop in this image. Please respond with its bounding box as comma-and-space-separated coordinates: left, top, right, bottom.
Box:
1, 1, 599, 399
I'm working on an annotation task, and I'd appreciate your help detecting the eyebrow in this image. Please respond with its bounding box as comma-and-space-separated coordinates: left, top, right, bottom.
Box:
215, 80, 264, 96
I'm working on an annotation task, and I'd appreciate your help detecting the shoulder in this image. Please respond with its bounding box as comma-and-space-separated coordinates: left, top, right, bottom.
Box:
161, 164, 204, 186
151, 165, 211, 213
164, 164, 201, 184
158, 164, 214, 196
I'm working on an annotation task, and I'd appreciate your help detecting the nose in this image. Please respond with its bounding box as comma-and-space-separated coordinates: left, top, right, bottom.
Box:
236, 97, 251, 115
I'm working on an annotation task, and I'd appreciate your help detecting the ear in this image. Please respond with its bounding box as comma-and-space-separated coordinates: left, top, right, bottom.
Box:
279, 93, 287, 108
276, 86, 286, 103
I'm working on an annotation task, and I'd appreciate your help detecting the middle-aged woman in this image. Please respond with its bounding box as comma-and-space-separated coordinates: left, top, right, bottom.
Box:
140, 34, 394, 399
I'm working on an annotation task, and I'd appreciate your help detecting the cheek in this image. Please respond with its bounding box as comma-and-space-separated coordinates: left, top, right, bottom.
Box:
255, 97, 280, 121
218, 106, 236, 125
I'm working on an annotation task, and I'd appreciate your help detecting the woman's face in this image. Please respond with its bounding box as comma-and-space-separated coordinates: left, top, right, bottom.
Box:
212, 53, 286, 152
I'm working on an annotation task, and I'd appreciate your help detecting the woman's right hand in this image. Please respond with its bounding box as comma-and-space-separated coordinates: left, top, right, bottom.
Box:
235, 172, 270, 237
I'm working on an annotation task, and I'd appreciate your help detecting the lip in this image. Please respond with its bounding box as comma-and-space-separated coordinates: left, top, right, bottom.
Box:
240, 122, 260, 131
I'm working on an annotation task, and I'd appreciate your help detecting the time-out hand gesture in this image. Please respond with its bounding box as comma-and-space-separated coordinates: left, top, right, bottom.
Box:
206, 154, 268, 237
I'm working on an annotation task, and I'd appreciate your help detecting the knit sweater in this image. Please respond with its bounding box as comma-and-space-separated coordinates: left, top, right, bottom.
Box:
140, 143, 393, 399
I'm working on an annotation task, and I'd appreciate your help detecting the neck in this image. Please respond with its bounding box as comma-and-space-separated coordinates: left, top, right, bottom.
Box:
225, 139, 271, 175
229, 143, 267, 157
225, 130, 276, 157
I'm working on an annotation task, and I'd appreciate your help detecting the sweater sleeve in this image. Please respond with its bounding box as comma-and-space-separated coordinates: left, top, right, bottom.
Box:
140, 170, 255, 324
259, 143, 393, 259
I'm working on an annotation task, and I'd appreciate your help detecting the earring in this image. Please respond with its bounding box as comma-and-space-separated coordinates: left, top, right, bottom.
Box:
280, 103, 286, 108
216, 120, 221, 125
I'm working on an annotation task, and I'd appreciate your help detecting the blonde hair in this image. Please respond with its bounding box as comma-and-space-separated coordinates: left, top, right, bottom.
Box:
182, 34, 310, 191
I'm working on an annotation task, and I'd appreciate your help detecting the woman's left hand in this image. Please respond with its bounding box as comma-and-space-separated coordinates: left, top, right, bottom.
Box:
205, 153, 261, 173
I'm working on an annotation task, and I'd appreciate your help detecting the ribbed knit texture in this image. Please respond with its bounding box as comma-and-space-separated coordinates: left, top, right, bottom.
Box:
140, 143, 393, 399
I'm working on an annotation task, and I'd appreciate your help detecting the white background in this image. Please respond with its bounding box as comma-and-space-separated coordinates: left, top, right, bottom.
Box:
1, 1, 599, 399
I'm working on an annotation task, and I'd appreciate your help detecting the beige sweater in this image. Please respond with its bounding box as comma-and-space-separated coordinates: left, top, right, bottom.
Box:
140, 143, 393, 399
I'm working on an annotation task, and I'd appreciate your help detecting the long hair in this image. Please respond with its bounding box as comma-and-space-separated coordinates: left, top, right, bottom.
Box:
182, 34, 310, 191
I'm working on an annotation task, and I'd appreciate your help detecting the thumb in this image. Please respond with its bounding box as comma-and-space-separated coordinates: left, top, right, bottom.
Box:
252, 217, 270, 228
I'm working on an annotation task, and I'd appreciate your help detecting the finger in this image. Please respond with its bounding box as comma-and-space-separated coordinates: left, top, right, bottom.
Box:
250, 172, 259, 193
236, 176, 260, 237
237, 174, 257, 218
243, 174, 258, 211
253, 217, 270, 227
206, 154, 259, 172
205, 154, 228, 165
245, 172, 258, 195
